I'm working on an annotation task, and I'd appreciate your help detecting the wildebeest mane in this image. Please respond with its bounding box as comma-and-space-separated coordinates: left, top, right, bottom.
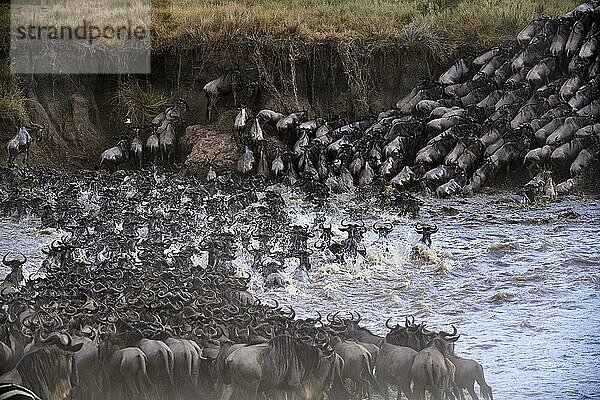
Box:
260, 334, 323, 385
17, 347, 73, 400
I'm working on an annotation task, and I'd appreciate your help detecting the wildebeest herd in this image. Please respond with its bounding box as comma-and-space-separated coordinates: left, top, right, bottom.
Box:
2, 2, 599, 400
10, 5, 599, 201
0, 164, 489, 400
226, 2, 600, 200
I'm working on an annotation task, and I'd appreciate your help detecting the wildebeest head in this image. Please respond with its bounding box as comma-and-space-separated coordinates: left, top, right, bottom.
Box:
18, 331, 84, 400
28, 123, 44, 141
415, 222, 438, 248
431, 325, 460, 355
2, 252, 27, 270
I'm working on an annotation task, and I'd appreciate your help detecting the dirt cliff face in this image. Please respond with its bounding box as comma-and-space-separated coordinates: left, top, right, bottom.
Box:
0, 39, 445, 170
1, 77, 112, 170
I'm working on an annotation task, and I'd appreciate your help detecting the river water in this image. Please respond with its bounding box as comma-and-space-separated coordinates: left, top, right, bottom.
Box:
244, 190, 600, 400
1, 189, 599, 400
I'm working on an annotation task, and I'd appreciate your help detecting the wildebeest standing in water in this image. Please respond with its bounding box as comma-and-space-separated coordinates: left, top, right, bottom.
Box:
221, 334, 348, 400
5, 123, 44, 166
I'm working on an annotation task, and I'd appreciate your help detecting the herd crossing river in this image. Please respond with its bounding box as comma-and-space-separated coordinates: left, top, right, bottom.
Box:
1, 181, 599, 400
2, 2, 600, 400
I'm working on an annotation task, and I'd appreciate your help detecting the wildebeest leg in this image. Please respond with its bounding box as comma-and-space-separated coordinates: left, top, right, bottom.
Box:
232, 87, 238, 108
219, 384, 234, 400
209, 94, 220, 121
244, 381, 259, 400
466, 384, 479, 400
399, 382, 413, 400
380, 383, 389, 400
359, 376, 370, 400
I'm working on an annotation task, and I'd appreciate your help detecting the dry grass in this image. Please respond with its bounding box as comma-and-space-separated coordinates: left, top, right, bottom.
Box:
152, 0, 581, 47
0, 62, 27, 124
113, 80, 170, 126
0, 0, 584, 124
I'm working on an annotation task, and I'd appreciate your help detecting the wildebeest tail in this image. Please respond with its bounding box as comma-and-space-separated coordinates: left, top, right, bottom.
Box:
363, 353, 385, 396
222, 358, 232, 385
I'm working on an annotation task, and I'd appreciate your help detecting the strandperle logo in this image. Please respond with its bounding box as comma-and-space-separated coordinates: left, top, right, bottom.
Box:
10, 0, 151, 74
14, 19, 148, 45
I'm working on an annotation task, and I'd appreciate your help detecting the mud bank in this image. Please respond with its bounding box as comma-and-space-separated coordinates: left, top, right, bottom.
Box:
1, 38, 449, 170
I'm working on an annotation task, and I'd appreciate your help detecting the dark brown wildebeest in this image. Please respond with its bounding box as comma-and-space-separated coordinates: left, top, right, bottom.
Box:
204, 69, 256, 121
446, 343, 493, 400
98, 140, 129, 172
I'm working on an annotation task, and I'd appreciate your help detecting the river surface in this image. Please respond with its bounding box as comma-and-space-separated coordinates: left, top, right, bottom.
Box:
1, 189, 599, 400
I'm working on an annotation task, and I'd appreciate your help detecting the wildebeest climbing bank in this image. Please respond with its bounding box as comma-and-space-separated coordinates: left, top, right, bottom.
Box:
0, 1, 599, 400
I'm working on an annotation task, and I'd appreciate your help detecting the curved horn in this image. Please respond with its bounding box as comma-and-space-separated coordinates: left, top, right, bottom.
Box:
441, 325, 458, 339
385, 317, 394, 329
17, 253, 27, 265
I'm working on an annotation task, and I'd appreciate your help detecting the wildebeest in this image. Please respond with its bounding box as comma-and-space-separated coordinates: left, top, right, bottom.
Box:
565, 14, 591, 59
237, 145, 255, 176
221, 334, 342, 400
204, 69, 255, 121
257, 109, 285, 126
414, 223, 438, 249
1, 252, 26, 294
446, 344, 493, 400
0, 331, 84, 400
234, 107, 251, 145
276, 111, 309, 145
397, 79, 443, 113
516, 17, 548, 46
550, 18, 573, 56
570, 143, 598, 176
145, 127, 160, 165
134, 337, 175, 400
331, 336, 381, 399
438, 58, 471, 85
6, 123, 44, 166
374, 322, 418, 400
98, 140, 129, 172
97, 332, 151, 400
130, 129, 144, 170
559, 70, 586, 102
390, 166, 416, 190
436, 179, 463, 198
158, 123, 177, 165
411, 326, 460, 400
